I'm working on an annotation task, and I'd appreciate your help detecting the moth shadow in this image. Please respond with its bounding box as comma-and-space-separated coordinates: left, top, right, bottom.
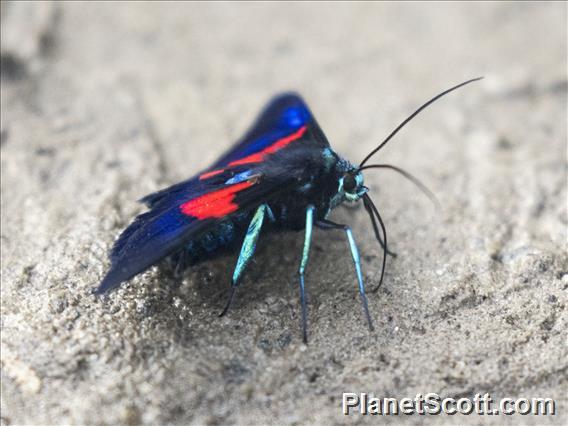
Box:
160, 230, 304, 315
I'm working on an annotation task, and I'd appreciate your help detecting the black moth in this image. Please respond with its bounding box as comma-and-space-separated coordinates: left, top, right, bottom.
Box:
97, 78, 482, 342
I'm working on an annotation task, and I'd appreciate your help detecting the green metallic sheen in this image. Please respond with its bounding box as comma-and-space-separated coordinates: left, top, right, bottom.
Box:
322, 148, 336, 171
231, 204, 267, 284
298, 204, 315, 343
299, 205, 315, 275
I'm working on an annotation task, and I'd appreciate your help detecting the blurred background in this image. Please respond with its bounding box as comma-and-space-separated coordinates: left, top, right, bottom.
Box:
1, 2, 566, 424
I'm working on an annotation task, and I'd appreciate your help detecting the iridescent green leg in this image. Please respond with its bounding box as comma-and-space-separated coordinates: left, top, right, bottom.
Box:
298, 205, 315, 343
316, 219, 374, 331
219, 204, 267, 317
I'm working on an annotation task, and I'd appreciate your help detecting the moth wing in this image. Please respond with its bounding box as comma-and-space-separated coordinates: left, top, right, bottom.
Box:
97, 169, 297, 294
140, 93, 328, 208
98, 93, 329, 293
212, 92, 322, 168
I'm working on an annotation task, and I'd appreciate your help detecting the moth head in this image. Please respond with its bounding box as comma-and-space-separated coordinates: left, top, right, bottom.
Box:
339, 170, 367, 202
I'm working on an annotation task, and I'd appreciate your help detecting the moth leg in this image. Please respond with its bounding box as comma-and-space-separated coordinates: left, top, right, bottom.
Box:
266, 204, 276, 223
173, 249, 188, 278
219, 204, 267, 317
298, 205, 315, 343
315, 219, 374, 331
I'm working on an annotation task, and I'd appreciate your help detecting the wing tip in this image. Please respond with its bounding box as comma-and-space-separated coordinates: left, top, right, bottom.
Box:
94, 268, 125, 295
270, 91, 306, 105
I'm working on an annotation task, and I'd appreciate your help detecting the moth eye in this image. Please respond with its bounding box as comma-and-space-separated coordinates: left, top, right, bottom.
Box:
343, 174, 357, 192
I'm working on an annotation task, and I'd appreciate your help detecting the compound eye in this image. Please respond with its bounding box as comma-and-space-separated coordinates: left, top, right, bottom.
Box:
343, 173, 357, 193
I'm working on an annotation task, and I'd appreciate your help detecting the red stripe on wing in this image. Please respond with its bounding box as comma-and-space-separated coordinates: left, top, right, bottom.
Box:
229, 125, 307, 166
199, 169, 225, 180
198, 125, 307, 180
180, 181, 254, 219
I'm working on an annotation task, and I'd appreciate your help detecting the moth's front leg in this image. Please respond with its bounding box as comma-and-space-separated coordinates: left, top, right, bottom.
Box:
316, 219, 374, 331
297, 204, 315, 343
219, 204, 267, 317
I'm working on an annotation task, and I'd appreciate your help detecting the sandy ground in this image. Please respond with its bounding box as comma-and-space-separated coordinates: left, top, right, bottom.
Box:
1, 2, 567, 425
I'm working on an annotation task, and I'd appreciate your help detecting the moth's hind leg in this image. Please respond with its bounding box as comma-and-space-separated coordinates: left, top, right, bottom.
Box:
316, 219, 374, 332
219, 204, 267, 317
167, 247, 191, 279
173, 249, 190, 278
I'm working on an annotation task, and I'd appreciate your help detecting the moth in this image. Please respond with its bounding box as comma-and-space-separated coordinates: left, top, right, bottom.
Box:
97, 78, 481, 342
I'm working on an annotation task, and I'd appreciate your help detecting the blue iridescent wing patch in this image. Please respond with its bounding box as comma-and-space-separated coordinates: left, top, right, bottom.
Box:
211, 93, 315, 168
